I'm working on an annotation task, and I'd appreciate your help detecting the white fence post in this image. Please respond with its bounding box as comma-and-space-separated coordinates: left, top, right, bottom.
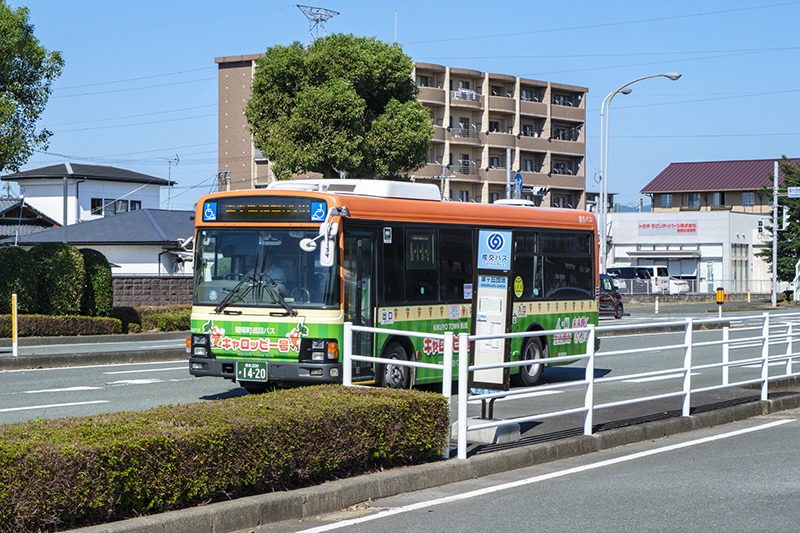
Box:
722, 326, 730, 386
342, 321, 353, 386
786, 323, 794, 377
583, 325, 596, 435
442, 331, 454, 459
457, 332, 470, 460
682, 318, 693, 417
761, 313, 770, 401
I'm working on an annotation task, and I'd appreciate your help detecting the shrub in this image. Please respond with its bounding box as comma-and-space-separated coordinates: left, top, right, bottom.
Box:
29, 243, 85, 315
140, 309, 190, 332
0, 247, 37, 314
0, 315, 122, 337
79, 248, 114, 317
0, 386, 449, 532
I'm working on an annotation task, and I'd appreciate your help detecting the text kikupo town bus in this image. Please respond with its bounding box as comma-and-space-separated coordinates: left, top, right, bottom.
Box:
188, 180, 598, 393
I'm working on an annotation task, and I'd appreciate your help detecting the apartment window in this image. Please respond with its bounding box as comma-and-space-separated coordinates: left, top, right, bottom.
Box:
521, 123, 536, 137
489, 192, 499, 203
552, 195, 569, 208
130, 200, 141, 211
488, 156, 501, 168
660, 194, 673, 209
552, 159, 576, 175
416, 75, 430, 87
688, 193, 701, 208
488, 121, 501, 133
712, 192, 726, 207
460, 80, 470, 90
742, 191, 755, 207
459, 190, 470, 202
522, 159, 535, 172
116, 200, 129, 213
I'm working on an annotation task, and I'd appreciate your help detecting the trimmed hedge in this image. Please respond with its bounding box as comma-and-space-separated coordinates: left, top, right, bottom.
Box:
29, 243, 85, 315
111, 305, 191, 333
0, 385, 449, 532
0, 247, 37, 314
79, 248, 114, 317
0, 314, 122, 337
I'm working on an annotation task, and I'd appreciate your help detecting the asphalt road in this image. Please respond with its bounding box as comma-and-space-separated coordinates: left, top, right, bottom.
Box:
254, 409, 800, 533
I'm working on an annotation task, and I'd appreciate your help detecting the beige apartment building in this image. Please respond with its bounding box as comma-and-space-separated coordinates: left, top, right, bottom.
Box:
216, 55, 588, 208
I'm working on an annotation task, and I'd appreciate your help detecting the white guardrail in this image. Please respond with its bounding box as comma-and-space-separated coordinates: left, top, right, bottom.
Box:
343, 311, 800, 460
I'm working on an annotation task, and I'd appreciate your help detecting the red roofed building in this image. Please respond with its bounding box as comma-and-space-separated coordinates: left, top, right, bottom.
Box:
641, 158, 800, 214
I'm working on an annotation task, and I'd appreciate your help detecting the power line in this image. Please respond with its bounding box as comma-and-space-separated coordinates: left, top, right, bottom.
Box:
51, 77, 214, 98
53, 67, 214, 90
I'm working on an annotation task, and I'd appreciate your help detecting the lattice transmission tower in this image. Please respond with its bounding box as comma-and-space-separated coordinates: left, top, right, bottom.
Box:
296, 5, 340, 44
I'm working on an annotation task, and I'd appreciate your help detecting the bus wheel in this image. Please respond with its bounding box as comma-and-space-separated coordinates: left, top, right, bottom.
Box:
512, 336, 546, 387
379, 342, 411, 389
240, 381, 272, 394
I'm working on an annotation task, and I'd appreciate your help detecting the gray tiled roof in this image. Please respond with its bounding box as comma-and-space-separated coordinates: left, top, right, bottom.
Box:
8, 209, 194, 245
641, 158, 800, 194
1, 163, 174, 186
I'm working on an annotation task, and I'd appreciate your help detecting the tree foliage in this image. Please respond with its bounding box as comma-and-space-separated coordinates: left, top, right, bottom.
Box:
80, 248, 114, 317
0, 246, 37, 313
0, 2, 64, 173
758, 157, 800, 283
246, 34, 433, 180
29, 242, 85, 315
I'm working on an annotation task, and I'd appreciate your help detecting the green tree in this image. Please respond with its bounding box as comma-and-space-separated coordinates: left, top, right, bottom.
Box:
245, 34, 433, 180
80, 248, 114, 317
0, 246, 37, 313
758, 157, 800, 283
0, 2, 64, 173
29, 242, 85, 315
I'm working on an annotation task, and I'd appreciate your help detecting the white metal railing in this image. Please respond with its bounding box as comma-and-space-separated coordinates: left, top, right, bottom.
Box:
342, 312, 800, 461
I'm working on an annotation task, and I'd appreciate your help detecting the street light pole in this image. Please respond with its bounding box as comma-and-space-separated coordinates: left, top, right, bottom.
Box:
598, 72, 682, 274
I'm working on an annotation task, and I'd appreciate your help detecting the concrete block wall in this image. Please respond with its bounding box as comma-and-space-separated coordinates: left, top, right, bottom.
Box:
112, 276, 192, 307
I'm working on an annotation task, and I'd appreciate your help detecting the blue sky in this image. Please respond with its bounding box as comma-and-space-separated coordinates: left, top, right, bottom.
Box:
6, 1, 800, 210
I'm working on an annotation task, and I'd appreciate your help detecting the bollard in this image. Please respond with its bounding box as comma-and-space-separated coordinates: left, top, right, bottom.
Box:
654, 296, 659, 314
716, 286, 725, 318
12, 293, 18, 357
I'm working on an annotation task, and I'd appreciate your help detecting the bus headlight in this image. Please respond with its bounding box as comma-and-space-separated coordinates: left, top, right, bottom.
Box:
191, 333, 211, 358
301, 339, 339, 362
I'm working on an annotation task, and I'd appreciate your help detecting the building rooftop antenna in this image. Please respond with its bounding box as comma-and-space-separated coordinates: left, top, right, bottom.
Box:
296, 5, 339, 45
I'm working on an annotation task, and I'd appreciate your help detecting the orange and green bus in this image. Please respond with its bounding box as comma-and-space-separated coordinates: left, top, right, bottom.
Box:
188, 180, 598, 393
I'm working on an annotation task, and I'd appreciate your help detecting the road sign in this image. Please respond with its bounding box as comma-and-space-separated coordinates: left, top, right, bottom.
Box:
788, 187, 800, 198
513, 172, 522, 199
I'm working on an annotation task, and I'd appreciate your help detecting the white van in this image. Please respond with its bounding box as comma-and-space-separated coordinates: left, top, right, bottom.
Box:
637, 265, 670, 293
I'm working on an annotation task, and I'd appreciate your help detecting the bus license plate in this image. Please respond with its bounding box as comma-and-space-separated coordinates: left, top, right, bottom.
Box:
236, 361, 268, 382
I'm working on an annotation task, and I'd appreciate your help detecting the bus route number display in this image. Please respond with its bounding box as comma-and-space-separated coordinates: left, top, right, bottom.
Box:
203, 196, 327, 223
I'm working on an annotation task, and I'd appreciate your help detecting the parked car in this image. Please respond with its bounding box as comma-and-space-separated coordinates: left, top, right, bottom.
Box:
599, 273, 624, 319
669, 277, 690, 294
607, 265, 669, 293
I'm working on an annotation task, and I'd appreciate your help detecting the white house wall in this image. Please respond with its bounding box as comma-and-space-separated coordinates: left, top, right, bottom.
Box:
88, 245, 180, 275
18, 179, 163, 225
607, 210, 771, 294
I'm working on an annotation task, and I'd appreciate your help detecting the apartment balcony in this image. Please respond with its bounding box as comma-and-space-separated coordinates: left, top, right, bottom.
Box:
549, 139, 584, 156
418, 86, 446, 105
450, 89, 482, 109
414, 163, 446, 178
546, 172, 585, 189
432, 126, 446, 142
519, 100, 548, 117
487, 95, 516, 114
550, 104, 584, 122
448, 126, 482, 146
485, 131, 516, 149
517, 134, 549, 152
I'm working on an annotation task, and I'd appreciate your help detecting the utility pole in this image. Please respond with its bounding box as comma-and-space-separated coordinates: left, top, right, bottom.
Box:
772, 160, 779, 308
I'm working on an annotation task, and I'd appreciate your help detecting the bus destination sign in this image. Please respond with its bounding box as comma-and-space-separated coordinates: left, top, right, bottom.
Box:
204, 196, 327, 223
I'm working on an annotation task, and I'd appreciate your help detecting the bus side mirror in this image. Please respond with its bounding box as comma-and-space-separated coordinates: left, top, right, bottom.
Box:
319, 222, 338, 267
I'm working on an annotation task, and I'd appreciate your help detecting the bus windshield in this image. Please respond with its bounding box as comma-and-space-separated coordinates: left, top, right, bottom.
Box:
193, 228, 340, 309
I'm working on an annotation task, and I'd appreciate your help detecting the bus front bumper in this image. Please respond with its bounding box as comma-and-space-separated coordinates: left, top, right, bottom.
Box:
189, 356, 343, 384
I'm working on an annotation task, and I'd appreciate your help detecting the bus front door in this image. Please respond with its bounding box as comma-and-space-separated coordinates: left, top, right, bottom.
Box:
344, 233, 376, 382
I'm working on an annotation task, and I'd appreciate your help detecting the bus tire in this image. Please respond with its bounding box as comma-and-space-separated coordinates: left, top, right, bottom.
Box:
512, 336, 546, 387
379, 341, 411, 389
240, 381, 271, 394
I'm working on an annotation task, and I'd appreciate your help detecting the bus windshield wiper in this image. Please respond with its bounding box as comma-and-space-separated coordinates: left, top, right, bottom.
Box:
213, 272, 255, 313
253, 250, 297, 317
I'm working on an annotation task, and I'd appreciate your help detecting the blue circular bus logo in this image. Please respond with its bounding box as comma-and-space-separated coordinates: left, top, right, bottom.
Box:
487, 232, 505, 252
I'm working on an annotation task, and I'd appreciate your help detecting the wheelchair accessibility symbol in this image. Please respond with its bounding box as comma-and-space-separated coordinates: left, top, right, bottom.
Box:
310, 202, 327, 222
203, 202, 217, 222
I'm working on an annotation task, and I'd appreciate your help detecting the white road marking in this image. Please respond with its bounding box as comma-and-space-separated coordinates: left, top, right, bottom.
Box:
106, 379, 164, 385
103, 366, 186, 375
3, 360, 187, 373
623, 372, 701, 383
23, 386, 102, 394
298, 419, 794, 532
0, 400, 109, 413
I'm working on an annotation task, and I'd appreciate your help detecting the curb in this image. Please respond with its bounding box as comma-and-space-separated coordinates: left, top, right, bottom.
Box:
0, 349, 188, 370
70, 391, 800, 533
0, 331, 188, 349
